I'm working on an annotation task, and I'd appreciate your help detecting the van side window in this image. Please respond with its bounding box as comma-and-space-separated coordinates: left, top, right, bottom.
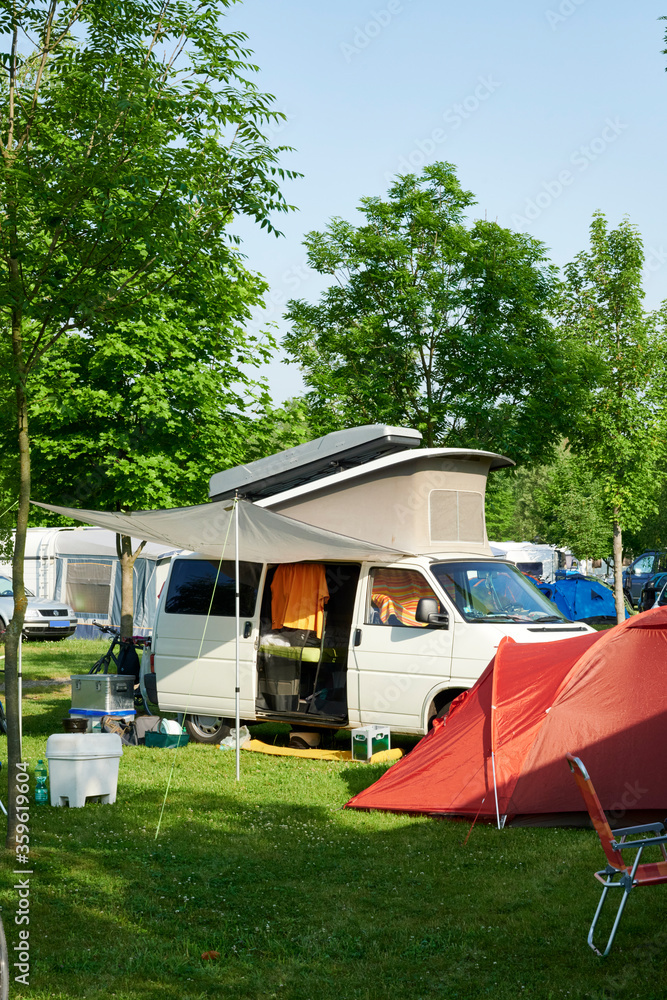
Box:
165, 560, 262, 617
367, 568, 440, 628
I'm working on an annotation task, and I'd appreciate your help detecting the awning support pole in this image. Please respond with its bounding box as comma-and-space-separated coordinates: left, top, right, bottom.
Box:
234, 494, 240, 783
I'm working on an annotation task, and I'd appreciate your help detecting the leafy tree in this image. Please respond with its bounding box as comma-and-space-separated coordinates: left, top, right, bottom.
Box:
624, 476, 667, 553
485, 465, 550, 543
532, 449, 612, 560
239, 397, 313, 463
284, 162, 583, 464
486, 449, 612, 567
22, 283, 276, 636
484, 469, 520, 541
557, 213, 667, 620
0, 0, 296, 848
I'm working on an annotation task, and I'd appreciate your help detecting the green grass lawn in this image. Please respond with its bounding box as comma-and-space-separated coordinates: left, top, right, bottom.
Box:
1, 641, 667, 999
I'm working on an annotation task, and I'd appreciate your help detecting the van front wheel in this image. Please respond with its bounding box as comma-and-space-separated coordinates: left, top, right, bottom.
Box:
427, 691, 465, 730
184, 715, 232, 744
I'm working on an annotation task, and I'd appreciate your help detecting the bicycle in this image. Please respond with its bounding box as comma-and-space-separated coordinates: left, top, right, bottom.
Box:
89, 622, 152, 712
89, 622, 149, 677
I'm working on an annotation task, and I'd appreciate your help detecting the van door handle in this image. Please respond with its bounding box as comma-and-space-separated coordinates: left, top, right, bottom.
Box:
243, 621, 252, 639
354, 628, 362, 647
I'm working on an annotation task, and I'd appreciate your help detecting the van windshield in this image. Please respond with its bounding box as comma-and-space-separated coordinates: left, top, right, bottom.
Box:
430, 561, 569, 624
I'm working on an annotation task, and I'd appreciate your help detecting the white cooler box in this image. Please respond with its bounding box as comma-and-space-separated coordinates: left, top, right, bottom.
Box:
45, 733, 123, 807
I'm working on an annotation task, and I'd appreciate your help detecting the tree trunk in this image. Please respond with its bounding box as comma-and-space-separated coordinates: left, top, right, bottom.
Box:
5, 347, 30, 850
116, 533, 146, 639
612, 509, 625, 625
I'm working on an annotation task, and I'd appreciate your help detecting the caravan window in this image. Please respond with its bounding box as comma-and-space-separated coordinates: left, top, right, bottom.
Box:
66, 561, 112, 615
165, 559, 261, 617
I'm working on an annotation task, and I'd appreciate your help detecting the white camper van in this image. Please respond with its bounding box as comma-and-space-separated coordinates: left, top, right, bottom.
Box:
145, 426, 594, 742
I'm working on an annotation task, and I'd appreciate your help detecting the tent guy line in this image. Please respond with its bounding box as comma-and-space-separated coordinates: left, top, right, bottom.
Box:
155, 501, 237, 837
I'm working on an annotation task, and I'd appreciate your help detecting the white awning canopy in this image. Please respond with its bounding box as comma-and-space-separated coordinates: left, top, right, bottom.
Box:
32, 499, 409, 563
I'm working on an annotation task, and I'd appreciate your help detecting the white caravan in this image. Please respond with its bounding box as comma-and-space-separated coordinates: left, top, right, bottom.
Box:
146, 426, 594, 742
1, 526, 177, 638
490, 541, 562, 584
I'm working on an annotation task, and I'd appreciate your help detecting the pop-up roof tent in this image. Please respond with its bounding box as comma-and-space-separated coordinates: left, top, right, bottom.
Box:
346, 606, 667, 827
209, 424, 513, 556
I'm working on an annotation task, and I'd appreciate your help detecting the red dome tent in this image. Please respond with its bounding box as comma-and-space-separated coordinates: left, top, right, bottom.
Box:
346, 607, 667, 826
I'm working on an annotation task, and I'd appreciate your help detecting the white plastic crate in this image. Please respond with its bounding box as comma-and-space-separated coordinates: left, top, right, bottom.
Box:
45, 733, 123, 807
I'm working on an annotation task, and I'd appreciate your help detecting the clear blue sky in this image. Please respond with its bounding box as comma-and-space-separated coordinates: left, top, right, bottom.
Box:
222, 0, 667, 403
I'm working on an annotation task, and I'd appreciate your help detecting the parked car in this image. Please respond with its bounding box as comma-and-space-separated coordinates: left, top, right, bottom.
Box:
622, 551, 667, 607
0, 575, 77, 640
638, 571, 667, 612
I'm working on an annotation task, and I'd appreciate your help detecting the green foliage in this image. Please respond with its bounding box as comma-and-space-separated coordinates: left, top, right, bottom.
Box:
532, 450, 612, 559
485, 466, 549, 543
284, 162, 582, 464
0, 0, 298, 515
623, 476, 667, 553
1, 1, 297, 348
21, 284, 277, 515
486, 451, 611, 560
239, 397, 313, 465
558, 213, 667, 531
484, 470, 519, 541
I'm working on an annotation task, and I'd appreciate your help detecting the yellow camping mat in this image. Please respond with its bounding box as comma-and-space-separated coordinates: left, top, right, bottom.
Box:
242, 739, 403, 764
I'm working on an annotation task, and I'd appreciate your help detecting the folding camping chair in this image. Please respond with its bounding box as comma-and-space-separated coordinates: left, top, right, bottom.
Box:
566, 752, 667, 956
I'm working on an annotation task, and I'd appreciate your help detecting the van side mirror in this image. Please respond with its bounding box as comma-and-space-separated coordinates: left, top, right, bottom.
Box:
416, 597, 449, 629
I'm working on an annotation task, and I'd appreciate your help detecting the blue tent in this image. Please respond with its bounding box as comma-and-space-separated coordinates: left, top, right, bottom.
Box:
537, 574, 630, 624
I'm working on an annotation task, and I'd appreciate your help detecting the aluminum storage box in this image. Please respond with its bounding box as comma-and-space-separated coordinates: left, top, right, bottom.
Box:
70, 674, 134, 713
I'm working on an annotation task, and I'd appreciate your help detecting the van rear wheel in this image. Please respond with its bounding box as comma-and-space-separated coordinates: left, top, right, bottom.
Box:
184, 715, 232, 744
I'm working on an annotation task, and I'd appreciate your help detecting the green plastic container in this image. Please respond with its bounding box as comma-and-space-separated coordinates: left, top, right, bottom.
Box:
145, 732, 190, 749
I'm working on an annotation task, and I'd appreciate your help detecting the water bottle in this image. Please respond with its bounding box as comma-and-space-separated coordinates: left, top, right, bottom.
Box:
35, 759, 48, 805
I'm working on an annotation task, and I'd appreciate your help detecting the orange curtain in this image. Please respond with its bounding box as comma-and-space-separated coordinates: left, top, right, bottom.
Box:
271, 564, 329, 638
